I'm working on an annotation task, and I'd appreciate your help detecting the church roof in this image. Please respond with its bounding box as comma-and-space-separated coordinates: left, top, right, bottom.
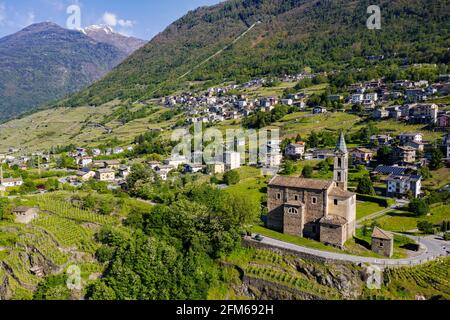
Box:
329, 187, 355, 199
269, 176, 333, 190
320, 215, 348, 226
335, 131, 348, 154
372, 227, 393, 240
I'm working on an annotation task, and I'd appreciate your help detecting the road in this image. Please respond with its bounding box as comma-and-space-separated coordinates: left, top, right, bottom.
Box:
248, 234, 449, 267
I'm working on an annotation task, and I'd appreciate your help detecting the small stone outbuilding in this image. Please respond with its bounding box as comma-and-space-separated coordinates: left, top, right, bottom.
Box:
371, 227, 394, 257
13, 206, 39, 224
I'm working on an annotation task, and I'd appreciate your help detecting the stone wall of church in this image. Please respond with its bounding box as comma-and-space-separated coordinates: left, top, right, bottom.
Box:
319, 224, 346, 248
283, 206, 304, 236
371, 238, 393, 257
267, 186, 285, 232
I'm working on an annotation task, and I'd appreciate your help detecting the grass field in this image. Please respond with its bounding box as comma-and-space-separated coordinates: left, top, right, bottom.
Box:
368, 204, 450, 233
356, 201, 386, 220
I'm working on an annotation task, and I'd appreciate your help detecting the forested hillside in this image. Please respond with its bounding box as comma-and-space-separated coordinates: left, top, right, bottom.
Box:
63, 0, 450, 107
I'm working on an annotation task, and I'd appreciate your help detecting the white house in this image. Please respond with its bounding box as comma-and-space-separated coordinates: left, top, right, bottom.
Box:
0, 177, 23, 187
351, 94, 364, 104
224, 151, 241, 170
398, 132, 423, 145
285, 142, 306, 159
386, 174, 421, 199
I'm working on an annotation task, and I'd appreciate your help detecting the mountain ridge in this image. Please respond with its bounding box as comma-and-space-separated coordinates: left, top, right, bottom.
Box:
61, 0, 449, 108
0, 22, 145, 122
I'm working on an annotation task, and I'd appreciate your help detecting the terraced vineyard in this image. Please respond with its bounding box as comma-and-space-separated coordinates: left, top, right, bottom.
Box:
36, 195, 117, 225
33, 214, 98, 253
226, 248, 345, 299
377, 258, 450, 300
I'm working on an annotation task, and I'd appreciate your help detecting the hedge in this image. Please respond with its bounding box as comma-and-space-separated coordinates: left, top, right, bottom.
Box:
356, 194, 394, 208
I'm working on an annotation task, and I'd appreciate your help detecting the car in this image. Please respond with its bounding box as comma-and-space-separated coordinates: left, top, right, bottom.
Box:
254, 234, 264, 242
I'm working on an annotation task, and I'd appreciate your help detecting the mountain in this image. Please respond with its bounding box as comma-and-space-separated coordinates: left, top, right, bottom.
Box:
0, 22, 145, 122
63, 0, 449, 107
81, 25, 146, 55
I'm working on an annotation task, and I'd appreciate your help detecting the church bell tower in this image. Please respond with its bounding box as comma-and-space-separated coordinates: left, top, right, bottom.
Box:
334, 131, 348, 190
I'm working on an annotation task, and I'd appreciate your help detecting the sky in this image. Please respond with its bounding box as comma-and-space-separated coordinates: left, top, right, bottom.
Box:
0, 0, 222, 39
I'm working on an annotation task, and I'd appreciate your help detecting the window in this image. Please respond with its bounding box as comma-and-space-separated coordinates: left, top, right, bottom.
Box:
276, 193, 281, 200
312, 197, 317, 204
334, 199, 338, 206
337, 172, 342, 181
379, 242, 384, 247
338, 158, 342, 168
294, 195, 299, 201
288, 207, 298, 214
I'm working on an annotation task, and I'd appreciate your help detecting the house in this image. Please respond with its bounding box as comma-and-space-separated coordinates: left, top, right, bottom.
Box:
398, 132, 423, 145
409, 104, 438, 124
351, 148, 374, 164
207, 162, 225, 175
328, 95, 343, 102
104, 160, 121, 170
405, 88, 427, 103
404, 141, 425, 152
312, 106, 327, 114
364, 93, 378, 103
281, 99, 293, 106
313, 149, 335, 160
373, 165, 408, 176
155, 165, 176, 175
393, 146, 416, 164
370, 134, 392, 146
164, 155, 188, 168
95, 169, 115, 182
13, 207, 39, 224
437, 114, 450, 128
285, 142, 306, 160
147, 161, 162, 170
0, 177, 23, 187
351, 94, 364, 104
118, 166, 131, 178
76, 170, 96, 181
266, 133, 356, 248
386, 174, 421, 199
371, 227, 394, 258
77, 156, 93, 168
224, 151, 241, 170
373, 108, 389, 119
183, 163, 204, 174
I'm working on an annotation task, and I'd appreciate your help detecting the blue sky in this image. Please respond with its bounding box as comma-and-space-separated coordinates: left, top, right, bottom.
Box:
0, 0, 222, 39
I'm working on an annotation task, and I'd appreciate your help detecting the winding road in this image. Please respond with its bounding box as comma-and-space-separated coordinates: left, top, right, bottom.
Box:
248, 234, 449, 267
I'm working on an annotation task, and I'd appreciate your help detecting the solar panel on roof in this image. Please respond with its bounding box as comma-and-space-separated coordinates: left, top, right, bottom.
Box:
374, 166, 408, 175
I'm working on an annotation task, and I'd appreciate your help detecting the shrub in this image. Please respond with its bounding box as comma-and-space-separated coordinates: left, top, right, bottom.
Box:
223, 170, 240, 186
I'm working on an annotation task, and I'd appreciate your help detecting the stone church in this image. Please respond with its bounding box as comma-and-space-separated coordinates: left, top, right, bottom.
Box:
267, 132, 356, 248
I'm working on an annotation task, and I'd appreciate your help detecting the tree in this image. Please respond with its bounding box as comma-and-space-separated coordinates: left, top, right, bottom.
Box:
223, 170, 240, 186
409, 198, 429, 216
0, 198, 9, 220
317, 160, 330, 174
308, 131, 320, 148
377, 146, 393, 164
281, 159, 296, 175
417, 221, 434, 234
418, 166, 432, 180
429, 148, 444, 170
356, 176, 375, 195
302, 165, 313, 178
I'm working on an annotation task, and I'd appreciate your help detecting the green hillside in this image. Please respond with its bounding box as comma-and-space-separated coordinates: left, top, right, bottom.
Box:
62, 0, 450, 107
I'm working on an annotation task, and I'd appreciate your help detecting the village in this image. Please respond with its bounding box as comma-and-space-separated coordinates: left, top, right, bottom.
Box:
0, 70, 449, 262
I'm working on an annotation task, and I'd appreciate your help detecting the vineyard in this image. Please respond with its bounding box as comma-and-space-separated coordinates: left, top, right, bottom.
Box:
33, 214, 98, 253
35, 195, 118, 225
374, 258, 450, 300
226, 248, 344, 299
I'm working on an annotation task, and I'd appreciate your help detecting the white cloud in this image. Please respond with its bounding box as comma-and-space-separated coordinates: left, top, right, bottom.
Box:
25, 11, 35, 26
0, 2, 6, 26
101, 11, 134, 28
